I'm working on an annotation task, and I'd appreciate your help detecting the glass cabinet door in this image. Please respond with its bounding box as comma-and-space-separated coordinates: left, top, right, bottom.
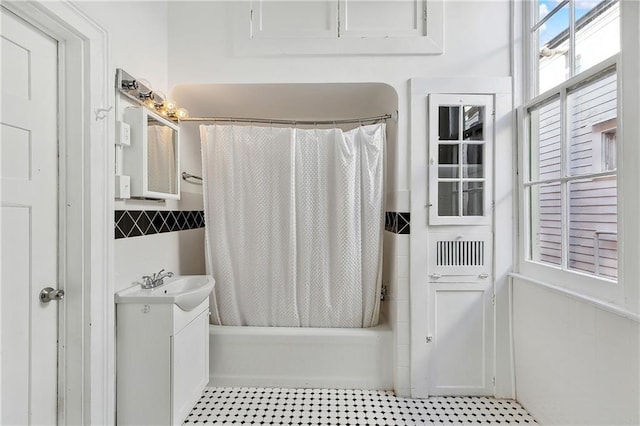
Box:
429, 94, 493, 225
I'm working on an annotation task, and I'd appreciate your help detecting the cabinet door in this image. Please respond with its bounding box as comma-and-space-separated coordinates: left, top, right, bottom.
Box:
427, 282, 494, 396
340, 0, 425, 38
428, 94, 494, 226
172, 309, 209, 425
251, 0, 338, 39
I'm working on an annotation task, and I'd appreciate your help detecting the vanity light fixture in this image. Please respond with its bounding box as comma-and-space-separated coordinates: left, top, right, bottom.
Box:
116, 68, 189, 121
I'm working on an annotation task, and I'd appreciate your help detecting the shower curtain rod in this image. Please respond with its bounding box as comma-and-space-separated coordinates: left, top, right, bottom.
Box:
179, 112, 396, 126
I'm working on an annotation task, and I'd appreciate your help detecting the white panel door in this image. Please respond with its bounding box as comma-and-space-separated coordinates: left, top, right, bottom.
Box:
251, 0, 338, 38
428, 283, 494, 395
340, 0, 425, 37
1, 7, 59, 425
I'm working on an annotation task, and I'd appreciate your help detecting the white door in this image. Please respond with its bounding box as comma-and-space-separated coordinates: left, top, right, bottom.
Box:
425, 94, 495, 396
1, 7, 59, 425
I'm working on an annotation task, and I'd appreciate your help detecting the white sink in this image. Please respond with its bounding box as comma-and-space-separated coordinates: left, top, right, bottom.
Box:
116, 275, 215, 311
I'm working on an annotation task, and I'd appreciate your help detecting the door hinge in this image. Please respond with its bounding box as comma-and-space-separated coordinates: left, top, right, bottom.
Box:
423, 4, 428, 21
491, 294, 496, 306
492, 376, 496, 386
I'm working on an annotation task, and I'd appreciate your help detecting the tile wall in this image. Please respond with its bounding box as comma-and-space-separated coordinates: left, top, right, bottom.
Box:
384, 190, 411, 397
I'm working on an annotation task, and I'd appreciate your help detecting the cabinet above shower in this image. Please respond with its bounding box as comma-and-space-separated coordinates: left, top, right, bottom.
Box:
233, 0, 443, 55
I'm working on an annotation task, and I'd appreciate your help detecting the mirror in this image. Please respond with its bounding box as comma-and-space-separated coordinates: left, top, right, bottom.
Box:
123, 107, 180, 200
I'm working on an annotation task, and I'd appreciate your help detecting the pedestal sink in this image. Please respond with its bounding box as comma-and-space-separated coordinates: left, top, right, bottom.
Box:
116, 274, 215, 311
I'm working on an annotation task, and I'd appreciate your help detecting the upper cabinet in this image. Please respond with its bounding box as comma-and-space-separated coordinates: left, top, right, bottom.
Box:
237, 0, 443, 55
428, 94, 493, 226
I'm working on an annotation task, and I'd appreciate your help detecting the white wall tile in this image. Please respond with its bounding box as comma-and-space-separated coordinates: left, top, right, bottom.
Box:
397, 344, 410, 368
114, 228, 205, 292
396, 300, 410, 323
396, 321, 410, 346
397, 255, 409, 279
396, 277, 409, 301
397, 234, 409, 256
394, 388, 411, 398
396, 366, 411, 390
513, 278, 640, 425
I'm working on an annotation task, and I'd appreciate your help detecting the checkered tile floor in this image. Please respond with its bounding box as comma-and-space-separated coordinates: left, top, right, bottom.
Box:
184, 387, 536, 425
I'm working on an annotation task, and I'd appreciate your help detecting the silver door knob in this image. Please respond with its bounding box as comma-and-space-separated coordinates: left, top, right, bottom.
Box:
39, 287, 64, 303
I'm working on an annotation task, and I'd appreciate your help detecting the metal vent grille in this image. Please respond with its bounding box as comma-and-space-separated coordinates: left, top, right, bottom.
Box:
436, 240, 485, 266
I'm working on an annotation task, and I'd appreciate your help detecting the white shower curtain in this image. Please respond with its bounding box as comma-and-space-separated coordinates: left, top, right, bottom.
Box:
200, 123, 385, 328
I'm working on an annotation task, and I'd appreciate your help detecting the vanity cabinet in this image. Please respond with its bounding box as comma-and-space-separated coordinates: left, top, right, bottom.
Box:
116, 299, 209, 425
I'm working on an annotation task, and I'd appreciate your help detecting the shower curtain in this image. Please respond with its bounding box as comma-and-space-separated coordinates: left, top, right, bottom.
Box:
200, 123, 385, 328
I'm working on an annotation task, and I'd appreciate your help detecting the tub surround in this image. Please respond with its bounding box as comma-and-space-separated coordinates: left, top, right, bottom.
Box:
208, 321, 393, 390
115, 210, 205, 239
385, 212, 410, 234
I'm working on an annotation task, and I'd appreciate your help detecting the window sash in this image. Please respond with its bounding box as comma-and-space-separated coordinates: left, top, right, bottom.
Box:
519, 56, 619, 291
527, 0, 619, 100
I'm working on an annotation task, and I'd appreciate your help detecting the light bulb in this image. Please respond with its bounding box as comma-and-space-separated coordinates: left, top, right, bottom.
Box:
136, 79, 153, 98
151, 91, 166, 107
162, 99, 177, 111
176, 108, 189, 119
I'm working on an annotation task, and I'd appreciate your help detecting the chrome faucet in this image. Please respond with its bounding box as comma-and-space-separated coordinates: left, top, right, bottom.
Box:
140, 269, 174, 289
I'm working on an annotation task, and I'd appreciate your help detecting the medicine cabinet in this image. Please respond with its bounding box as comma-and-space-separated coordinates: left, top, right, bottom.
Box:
123, 107, 181, 200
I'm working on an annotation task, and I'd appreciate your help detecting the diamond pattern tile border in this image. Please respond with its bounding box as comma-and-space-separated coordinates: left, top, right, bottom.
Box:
385, 212, 410, 234
185, 387, 537, 425
115, 210, 205, 239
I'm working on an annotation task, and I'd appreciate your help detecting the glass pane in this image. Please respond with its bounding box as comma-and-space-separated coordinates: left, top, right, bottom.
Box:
529, 98, 561, 181
536, 4, 569, 94
438, 106, 459, 140
529, 183, 562, 266
438, 144, 458, 164
575, 0, 619, 75
568, 70, 617, 176
438, 182, 458, 216
568, 177, 618, 280
463, 106, 484, 140
462, 144, 484, 178
438, 166, 458, 178
535, 0, 554, 25
462, 182, 483, 216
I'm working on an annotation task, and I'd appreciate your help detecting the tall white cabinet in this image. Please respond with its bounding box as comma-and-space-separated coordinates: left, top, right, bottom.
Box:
410, 77, 514, 398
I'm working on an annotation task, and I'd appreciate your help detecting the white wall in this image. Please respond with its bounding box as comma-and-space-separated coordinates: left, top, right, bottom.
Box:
75, 1, 206, 292
513, 277, 640, 425
166, 0, 511, 397
166, 0, 511, 192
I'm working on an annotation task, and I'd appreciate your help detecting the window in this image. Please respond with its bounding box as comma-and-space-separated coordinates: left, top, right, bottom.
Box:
521, 0, 623, 300
601, 130, 616, 171
429, 94, 493, 226
530, 0, 620, 96
524, 64, 619, 286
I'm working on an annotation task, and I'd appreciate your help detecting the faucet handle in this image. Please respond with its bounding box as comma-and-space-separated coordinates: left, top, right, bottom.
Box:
140, 276, 153, 288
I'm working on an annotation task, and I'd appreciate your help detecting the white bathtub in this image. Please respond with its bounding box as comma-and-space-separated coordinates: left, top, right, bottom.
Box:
208, 319, 393, 389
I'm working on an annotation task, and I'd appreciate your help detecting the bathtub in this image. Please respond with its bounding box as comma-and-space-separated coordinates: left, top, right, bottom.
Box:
208, 318, 393, 389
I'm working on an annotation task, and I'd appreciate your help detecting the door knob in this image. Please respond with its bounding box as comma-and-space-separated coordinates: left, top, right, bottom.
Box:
39, 287, 65, 303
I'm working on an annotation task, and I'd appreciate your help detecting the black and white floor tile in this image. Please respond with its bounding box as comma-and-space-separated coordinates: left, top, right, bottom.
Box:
184, 387, 536, 425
